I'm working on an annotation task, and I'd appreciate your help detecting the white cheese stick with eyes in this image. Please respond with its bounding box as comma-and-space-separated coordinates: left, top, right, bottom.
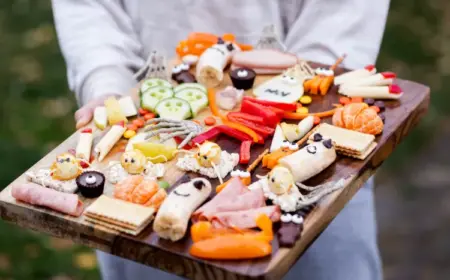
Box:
334, 65, 377, 85
75, 129, 93, 160
153, 178, 212, 241
196, 43, 239, 88
94, 124, 126, 162
338, 84, 404, 100
278, 139, 336, 183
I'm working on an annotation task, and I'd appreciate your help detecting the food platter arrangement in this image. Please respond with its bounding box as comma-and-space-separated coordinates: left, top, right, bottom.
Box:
0, 25, 430, 279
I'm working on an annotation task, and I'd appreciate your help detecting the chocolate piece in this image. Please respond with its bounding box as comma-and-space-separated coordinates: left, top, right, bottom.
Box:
322, 139, 333, 149
172, 71, 196, 84
229, 67, 256, 90
364, 98, 375, 106
313, 133, 323, 142
278, 222, 303, 248
226, 43, 234, 51
374, 101, 385, 111
76, 171, 105, 198
217, 37, 225, 44
379, 113, 386, 123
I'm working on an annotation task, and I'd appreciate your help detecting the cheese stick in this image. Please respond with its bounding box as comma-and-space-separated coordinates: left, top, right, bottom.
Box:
94, 124, 126, 162
341, 72, 396, 87
297, 116, 314, 139
76, 129, 93, 160
196, 42, 239, 87
339, 84, 404, 100
278, 139, 336, 183
334, 65, 376, 85
153, 178, 212, 241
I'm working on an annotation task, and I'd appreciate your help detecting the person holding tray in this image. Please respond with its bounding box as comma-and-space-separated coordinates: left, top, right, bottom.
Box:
50, 0, 390, 279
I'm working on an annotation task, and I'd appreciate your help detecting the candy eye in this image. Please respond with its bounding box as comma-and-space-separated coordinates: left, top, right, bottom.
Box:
203, 155, 208, 160
197, 153, 201, 157
124, 158, 128, 163
131, 159, 135, 163
66, 157, 71, 162
271, 177, 275, 183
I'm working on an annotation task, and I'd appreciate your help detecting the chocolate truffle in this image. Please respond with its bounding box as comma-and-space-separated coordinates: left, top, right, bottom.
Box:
229, 67, 256, 90
76, 171, 105, 198
172, 63, 196, 84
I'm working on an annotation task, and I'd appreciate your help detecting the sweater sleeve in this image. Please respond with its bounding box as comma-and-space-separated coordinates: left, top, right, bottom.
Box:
51, 0, 144, 106
282, 0, 391, 69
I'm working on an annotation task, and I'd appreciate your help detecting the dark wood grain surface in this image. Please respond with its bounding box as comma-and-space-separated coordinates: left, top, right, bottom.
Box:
0, 62, 430, 279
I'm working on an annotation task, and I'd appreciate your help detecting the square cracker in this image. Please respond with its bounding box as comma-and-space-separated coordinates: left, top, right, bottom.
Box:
339, 142, 378, 160
85, 195, 155, 229
84, 216, 153, 236
309, 123, 375, 153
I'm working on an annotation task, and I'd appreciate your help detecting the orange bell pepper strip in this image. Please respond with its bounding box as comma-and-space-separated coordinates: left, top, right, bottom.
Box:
187, 32, 218, 44
191, 221, 257, 243
189, 235, 272, 260
208, 88, 226, 120
283, 107, 338, 120
189, 214, 273, 260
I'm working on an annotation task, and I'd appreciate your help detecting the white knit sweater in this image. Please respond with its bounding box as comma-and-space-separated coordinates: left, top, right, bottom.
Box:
51, 0, 390, 106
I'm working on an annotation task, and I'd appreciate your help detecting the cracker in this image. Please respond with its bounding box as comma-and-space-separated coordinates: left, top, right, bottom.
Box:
84, 195, 155, 230
84, 216, 152, 236
309, 123, 375, 153
339, 142, 377, 160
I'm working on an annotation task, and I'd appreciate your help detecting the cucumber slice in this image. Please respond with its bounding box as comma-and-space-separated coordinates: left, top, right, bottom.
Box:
173, 83, 206, 94
175, 88, 208, 116
140, 78, 172, 94
155, 98, 192, 120
140, 86, 174, 111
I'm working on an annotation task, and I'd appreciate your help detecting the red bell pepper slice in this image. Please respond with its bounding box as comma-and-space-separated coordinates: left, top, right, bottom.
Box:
243, 96, 297, 111
227, 112, 265, 125
240, 100, 279, 127
216, 125, 253, 142
227, 114, 275, 138
239, 140, 252, 164
191, 127, 221, 146
266, 106, 284, 119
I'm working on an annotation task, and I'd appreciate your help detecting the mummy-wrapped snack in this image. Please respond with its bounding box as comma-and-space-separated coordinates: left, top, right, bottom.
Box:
75, 128, 93, 160
196, 39, 240, 87
94, 123, 126, 162
153, 178, 212, 241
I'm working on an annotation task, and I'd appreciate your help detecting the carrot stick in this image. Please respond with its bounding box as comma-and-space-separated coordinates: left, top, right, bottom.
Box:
309, 76, 323, 95
303, 79, 314, 92
319, 76, 334, 95
208, 88, 226, 120
283, 108, 338, 120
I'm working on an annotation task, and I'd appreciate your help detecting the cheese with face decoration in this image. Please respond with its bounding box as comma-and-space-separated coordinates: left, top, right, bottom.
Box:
253, 62, 314, 103
153, 178, 212, 241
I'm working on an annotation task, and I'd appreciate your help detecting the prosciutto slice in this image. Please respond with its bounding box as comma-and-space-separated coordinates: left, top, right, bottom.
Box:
211, 206, 281, 229
12, 183, 84, 217
192, 178, 281, 229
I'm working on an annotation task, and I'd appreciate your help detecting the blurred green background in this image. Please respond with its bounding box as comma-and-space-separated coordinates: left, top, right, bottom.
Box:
0, 1, 448, 279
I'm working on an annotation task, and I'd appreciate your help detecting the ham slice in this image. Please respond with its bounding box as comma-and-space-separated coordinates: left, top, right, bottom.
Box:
192, 177, 247, 220
12, 183, 83, 217
211, 206, 281, 229
231, 49, 298, 74
192, 178, 281, 229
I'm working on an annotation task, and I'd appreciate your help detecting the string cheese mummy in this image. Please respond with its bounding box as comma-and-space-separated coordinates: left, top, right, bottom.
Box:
340, 72, 396, 87
278, 139, 336, 183
196, 40, 240, 87
334, 65, 376, 85
339, 84, 404, 100
94, 123, 126, 162
76, 128, 93, 160
153, 178, 212, 241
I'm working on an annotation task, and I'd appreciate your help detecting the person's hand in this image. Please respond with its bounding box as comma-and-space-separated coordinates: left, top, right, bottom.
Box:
74, 94, 120, 129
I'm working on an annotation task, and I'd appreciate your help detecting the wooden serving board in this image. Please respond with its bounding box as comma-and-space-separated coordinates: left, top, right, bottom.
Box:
0, 62, 430, 280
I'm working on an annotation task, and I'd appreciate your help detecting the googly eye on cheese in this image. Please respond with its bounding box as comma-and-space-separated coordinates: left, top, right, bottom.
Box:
339, 84, 404, 100
341, 72, 396, 87
334, 65, 377, 85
